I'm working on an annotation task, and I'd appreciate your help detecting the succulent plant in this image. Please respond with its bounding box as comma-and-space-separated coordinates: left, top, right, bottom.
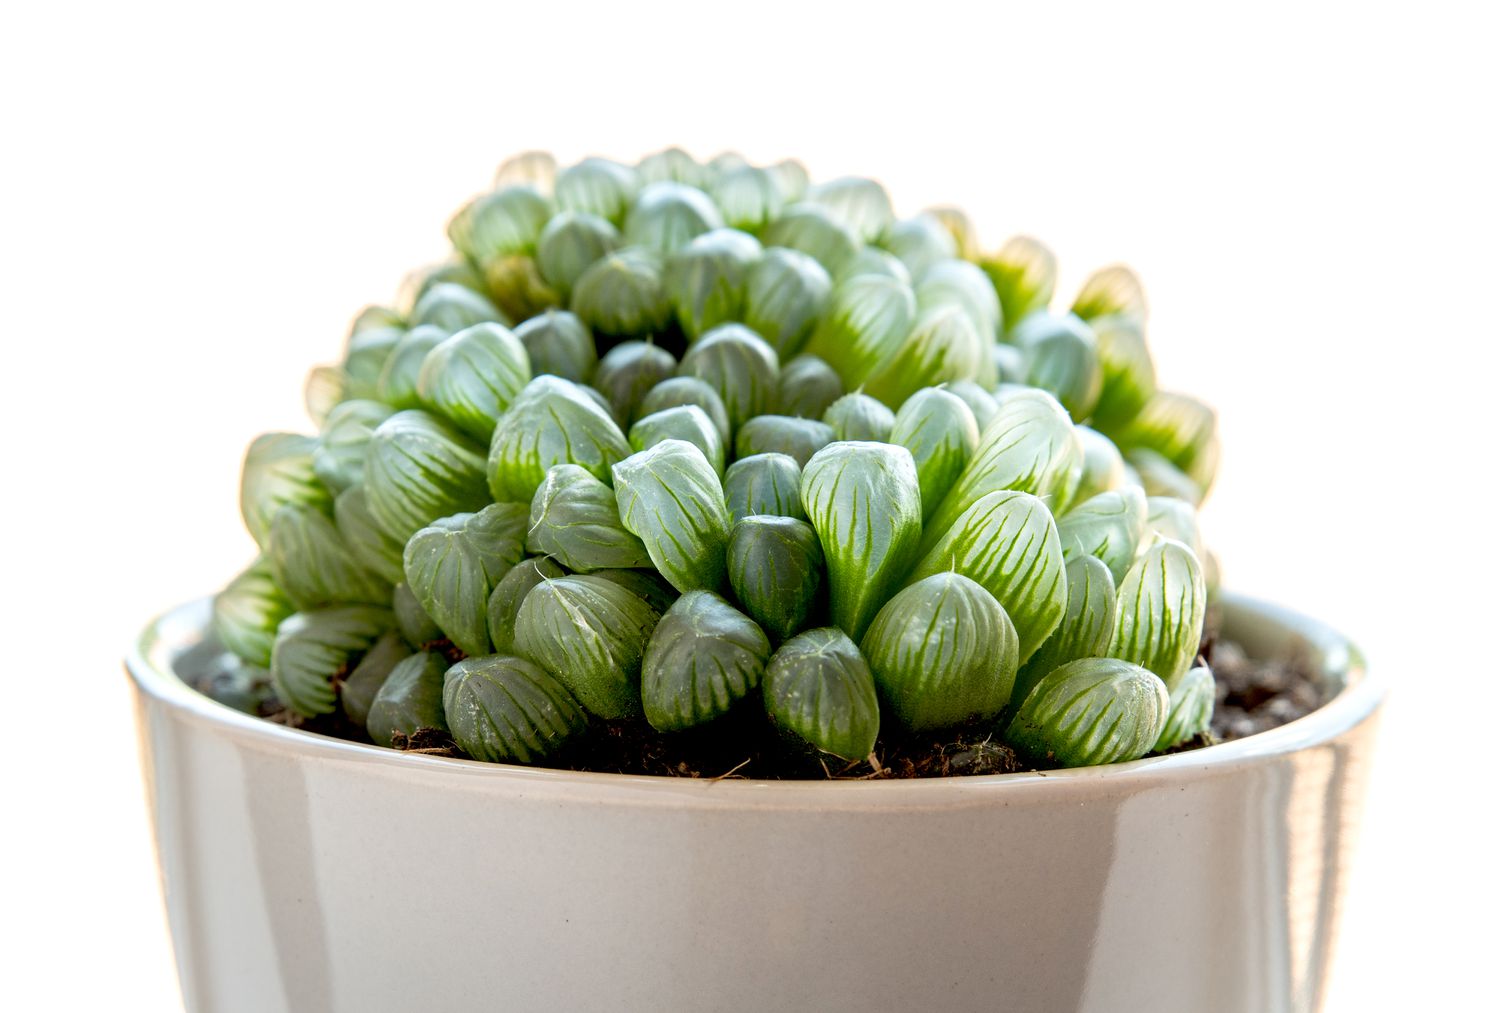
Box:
211, 149, 1226, 774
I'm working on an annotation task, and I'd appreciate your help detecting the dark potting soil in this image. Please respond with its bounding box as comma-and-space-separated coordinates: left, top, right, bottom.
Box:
204, 603, 1331, 780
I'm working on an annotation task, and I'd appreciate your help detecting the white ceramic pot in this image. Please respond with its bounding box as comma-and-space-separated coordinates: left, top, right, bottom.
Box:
128, 593, 1383, 1013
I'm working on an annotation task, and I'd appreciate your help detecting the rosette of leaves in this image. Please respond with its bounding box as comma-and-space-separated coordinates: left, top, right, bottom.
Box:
663, 228, 762, 339
761, 203, 860, 278
1055, 486, 1148, 585
513, 310, 598, 384
1089, 315, 1157, 432
1108, 537, 1207, 691
981, 235, 1057, 336
408, 284, 508, 333
629, 404, 726, 474
863, 304, 992, 409
535, 212, 622, 302
340, 630, 410, 728
569, 247, 670, 338
486, 375, 632, 502
804, 176, 895, 241
762, 627, 880, 761
1005, 658, 1168, 767
525, 464, 651, 572
612, 439, 731, 594
623, 181, 723, 253
240, 433, 330, 549
1011, 312, 1103, 423
514, 574, 662, 718
364, 410, 491, 544
723, 452, 805, 522
862, 572, 1019, 731
1071, 264, 1148, 324
800, 441, 923, 640
443, 655, 587, 764
592, 340, 677, 424
312, 400, 392, 494
915, 258, 1003, 339
1154, 663, 1215, 750
822, 392, 895, 443
267, 503, 391, 610
486, 557, 566, 655
376, 325, 449, 410
676, 323, 780, 430
269, 605, 394, 717
889, 387, 980, 521
415, 321, 531, 440
213, 557, 294, 667
880, 214, 958, 280
726, 515, 824, 642
636, 376, 731, 446
776, 354, 844, 419
907, 490, 1067, 664
733, 415, 834, 468
1013, 555, 1118, 704
802, 272, 916, 386
640, 591, 772, 731
741, 248, 833, 358
710, 165, 785, 233
366, 650, 449, 748
553, 157, 641, 225
402, 503, 530, 656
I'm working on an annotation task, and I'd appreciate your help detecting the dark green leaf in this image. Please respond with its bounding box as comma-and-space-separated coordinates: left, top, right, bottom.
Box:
641, 591, 771, 731
486, 376, 632, 503
526, 464, 651, 571
444, 654, 587, 764
403, 503, 529, 657
733, 415, 834, 468
762, 627, 880, 761
270, 605, 394, 718
723, 452, 805, 522
1005, 657, 1168, 767
366, 651, 449, 747
612, 440, 731, 593
726, 515, 823, 642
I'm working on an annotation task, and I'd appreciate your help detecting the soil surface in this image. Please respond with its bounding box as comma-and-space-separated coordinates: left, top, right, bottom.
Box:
210, 603, 1331, 779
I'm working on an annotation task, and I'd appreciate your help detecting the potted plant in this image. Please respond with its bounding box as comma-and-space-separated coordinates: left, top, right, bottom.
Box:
127, 148, 1384, 1013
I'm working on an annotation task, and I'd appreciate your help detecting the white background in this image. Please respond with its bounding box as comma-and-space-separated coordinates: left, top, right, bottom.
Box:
2, 1, 1496, 1008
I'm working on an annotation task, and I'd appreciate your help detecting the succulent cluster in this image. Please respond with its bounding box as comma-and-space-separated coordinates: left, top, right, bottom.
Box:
211, 148, 1222, 774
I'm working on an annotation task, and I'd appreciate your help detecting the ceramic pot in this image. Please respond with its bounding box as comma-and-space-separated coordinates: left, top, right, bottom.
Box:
128, 593, 1382, 1013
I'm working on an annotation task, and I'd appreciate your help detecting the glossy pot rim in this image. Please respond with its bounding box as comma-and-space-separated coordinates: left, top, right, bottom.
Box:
126, 591, 1384, 809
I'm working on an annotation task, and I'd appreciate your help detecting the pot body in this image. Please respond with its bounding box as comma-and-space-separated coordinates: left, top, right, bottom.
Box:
129, 595, 1382, 1013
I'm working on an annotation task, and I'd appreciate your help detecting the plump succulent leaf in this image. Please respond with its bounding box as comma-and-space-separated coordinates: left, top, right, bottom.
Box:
862, 305, 990, 409
343, 326, 404, 401
443, 654, 587, 763
525, 464, 651, 571
375, 325, 448, 409
804, 176, 895, 241
915, 258, 1001, 338
636, 376, 731, 446
366, 650, 449, 747
364, 410, 491, 545
822, 392, 894, 443
623, 181, 723, 253
535, 211, 622, 301
862, 572, 1019, 731
921, 390, 1080, 554
392, 581, 442, 648
240, 433, 331, 549
569, 247, 670, 337
1128, 447, 1204, 505
676, 323, 780, 430
1012, 312, 1102, 423
1108, 537, 1207, 691
1073, 425, 1128, 503
925, 205, 981, 260
589, 568, 679, 616
775, 354, 844, 419
981, 236, 1057, 336
767, 159, 810, 201
1072, 264, 1148, 323
402, 504, 529, 657
837, 247, 911, 284
762, 627, 880, 761
663, 228, 762, 339
486, 557, 567, 656
398, 260, 490, 316
726, 515, 824, 643
641, 591, 771, 732
1090, 316, 1158, 431
312, 400, 392, 494
592, 340, 677, 424
447, 186, 552, 264
992, 343, 1026, 384
480, 254, 559, 323
742, 248, 833, 358
889, 387, 980, 522
409, 283, 507, 333
270, 605, 394, 718
630, 404, 725, 474
802, 273, 916, 386
1005, 657, 1169, 767
1014, 555, 1118, 705
723, 452, 805, 522
800, 441, 923, 640
486, 376, 632, 502
762, 203, 861, 278
1055, 486, 1148, 586
612, 440, 731, 593
268, 503, 391, 610
303, 365, 346, 428
710, 165, 785, 233
553, 157, 640, 224
415, 321, 530, 440
494, 150, 557, 194
733, 415, 834, 468
514, 574, 662, 718
1113, 391, 1219, 490
340, 630, 410, 728
213, 556, 294, 667
943, 380, 1000, 431
637, 146, 706, 188
349, 305, 405, 336
880, 215, 958, 279
513, 309, 598, 384
1144, 496, 1203, 558
907, 490, 1067, 664
1154, 663, 1214, 750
